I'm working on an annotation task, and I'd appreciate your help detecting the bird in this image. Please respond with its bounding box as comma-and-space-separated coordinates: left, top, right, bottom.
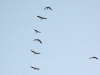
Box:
34, 29, 41, 34
44, 6, 52, 10
30, 66, 40, 70
33, 39, 42, 44
89, 56, 99, 60
31, 50, 41, 55
37, 16, 47, 20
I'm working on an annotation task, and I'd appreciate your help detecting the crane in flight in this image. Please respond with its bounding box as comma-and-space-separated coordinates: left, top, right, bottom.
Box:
34, 29, 41, 34
37, 16, 47, 20
31, 50, 40, 55
44, 6, 52, 10
30, 66, 40, 70
33, 39, 42, 44
89, 56, 99, 60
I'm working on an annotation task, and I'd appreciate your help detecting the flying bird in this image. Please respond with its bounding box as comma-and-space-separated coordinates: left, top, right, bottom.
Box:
44, 6, 52, 10
37, 16, 47, 20
30, 66, 40, 70
89, 56, 99, 60
34, 29, 41, 34
33, 39, 42, 44
31, 50, 40, 55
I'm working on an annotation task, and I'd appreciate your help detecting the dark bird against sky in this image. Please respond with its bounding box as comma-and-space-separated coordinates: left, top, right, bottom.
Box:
33, 39, 42, 44
89, 56, 99, 60
44, 6, 52, 10
34, 29, 41, 34
30, 66, 40, 70
37, 16, 47, 20
31, 50, 40, 55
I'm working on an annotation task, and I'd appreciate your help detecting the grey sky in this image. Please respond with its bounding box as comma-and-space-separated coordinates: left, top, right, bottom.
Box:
0, 0, 100, 75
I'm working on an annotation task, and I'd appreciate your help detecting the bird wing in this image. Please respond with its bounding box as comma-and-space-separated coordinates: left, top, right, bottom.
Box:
36, 39, 39, 40
38, 40, 42, 44
89, 57, 92, 59
34, 39, 38, 41
36, 30, 40, 33
49, 7, 52, 10
31, 50, 34, 52
31, 50, 36, 53
36, 68, 40, 70
95, 57, 98, 59
34, 30, 41, 33
34, 29, 37, 32
30, 66, 34, 68
34, 39, 36, 41
37, 16, 42, 18
36, 53, 40, 54
42, 17, 47, 19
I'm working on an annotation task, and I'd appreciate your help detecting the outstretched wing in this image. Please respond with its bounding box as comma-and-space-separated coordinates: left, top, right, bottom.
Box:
38, 40, 42, 44
31, 50, 36, 54
34, 29, 40, 33
36, 68, 40, 70
34, 29, 41, 33
34, 39, 38, 41
36, 53, 40, 54
34, 29, 37, 32
31, 50, 34, 52
37, 16, 42, 18
39, 32, 41, 33
30, 66, 34, 68
42, 17, 47, 19
49, 7, 52, 10
95, 57, 99, 59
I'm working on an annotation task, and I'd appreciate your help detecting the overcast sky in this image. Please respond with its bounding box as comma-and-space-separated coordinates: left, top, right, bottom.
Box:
0, 0, 100, 75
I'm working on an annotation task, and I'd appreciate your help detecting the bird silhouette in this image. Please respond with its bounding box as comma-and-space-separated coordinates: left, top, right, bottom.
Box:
31, 50, 40, 55
44, 6, 52, 10
30, 66, 40, 70
33, 39, 42, 44
34, 29, 41, 34
89, 56, 99, 60
37, 16, 47, 20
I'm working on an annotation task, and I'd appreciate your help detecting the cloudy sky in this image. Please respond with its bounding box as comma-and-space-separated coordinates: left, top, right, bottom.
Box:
0, 0, 100, 75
